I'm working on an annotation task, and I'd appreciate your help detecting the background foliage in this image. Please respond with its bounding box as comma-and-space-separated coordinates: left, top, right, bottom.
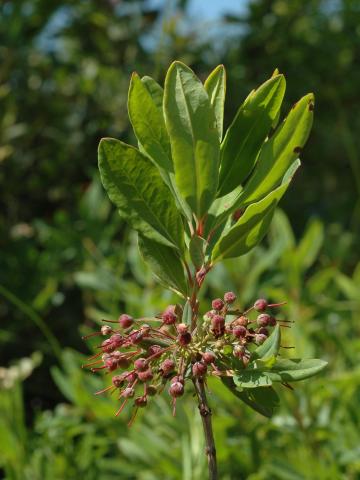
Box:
1, 0, 359, 478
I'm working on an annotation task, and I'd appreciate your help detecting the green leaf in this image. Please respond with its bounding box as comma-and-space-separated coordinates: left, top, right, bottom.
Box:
189, 235, 206, 269
204, 64, 226, 140
98, 138, 184, 249
221, 377, 279, 417
267, 358, 328, 382
296, 218, 324, 271
164, 61, 220, 218
237, 93, 314, 206
233, 370, 272, 388
138, 236, 188, 297
218, 74, 286, 196
182, 300, 192, 326
211, 178, 293, 262
254, 324, 281, 362
129, 74, 192, 222
141, 75, 164, 110
128, 73, 173, 177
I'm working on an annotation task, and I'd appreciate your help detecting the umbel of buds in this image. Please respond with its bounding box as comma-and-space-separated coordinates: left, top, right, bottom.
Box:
82, 294, 289, 425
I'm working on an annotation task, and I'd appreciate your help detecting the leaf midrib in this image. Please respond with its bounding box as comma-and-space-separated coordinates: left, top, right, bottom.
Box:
177, 67, 201, 216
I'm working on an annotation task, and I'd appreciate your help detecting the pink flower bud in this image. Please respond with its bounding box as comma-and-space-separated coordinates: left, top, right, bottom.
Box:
160, 358, 175, 375
224, 291, 236, 304
138, 368, 153, 382
134, 358, 147, 371
233, 325, 247, 338
169, 381, 184, 398
254, 299, 268, 312
202, 351, 216, 364
119, 314, 134, 328
212, 298, 224, 311
192, 361, 207, 377
178, 332, 192, 346
176, 323, 188, 334
257, 313, 270, 327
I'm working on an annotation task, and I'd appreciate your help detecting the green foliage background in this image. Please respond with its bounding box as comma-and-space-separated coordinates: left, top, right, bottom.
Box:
1, 0, 359, 478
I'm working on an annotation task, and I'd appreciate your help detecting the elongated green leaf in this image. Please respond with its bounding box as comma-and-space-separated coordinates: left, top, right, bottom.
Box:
98, 138, 183, 249
211, 179, 292, 262
204, 64, 226, 140
141, 75, 164, 110
128, 73, 173, 175
164, 61, 220, 217
296, 219, 324, 271
182, 300, 192, 325
237, 93, 314, 206
130, 74, 192, 222
221, 377, 278, 417
234, 370, 272, 388
138, 236, 188, 296
189, 235, 206, 269
254, 324, 281, 362
218, 74, 286, 196
267, 358, 328, 382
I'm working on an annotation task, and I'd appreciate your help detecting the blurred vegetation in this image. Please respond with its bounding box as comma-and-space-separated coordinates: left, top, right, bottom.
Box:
0, 0, 359, 478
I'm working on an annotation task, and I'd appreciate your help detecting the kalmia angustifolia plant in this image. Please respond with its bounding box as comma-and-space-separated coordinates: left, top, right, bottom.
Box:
83, 62, 327, 480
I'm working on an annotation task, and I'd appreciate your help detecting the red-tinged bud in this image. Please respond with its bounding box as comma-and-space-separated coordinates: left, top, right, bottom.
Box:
119, 314, 134, 328
176, 323, 188, 334
224, 291, 236, 304
101, 325, 112, 335
138, 368, 153, 382
147, 385, 157, 396
233, 325, 247, 338
104, 357, 119, 371
134, 396, 147, 407
126, 372, 138, 384
171, 375, 185, 385
212, 298, 224, 311
211, 315, 225, 329
211, 315, 225, 337
254, 298, 268, 312
130, 331, 145, 344
162, 305, 177, 325
160, 358, 175, 375
148, 345, 162, 355
122, 387, 135, 398
255, 333, 267, 345
235, 316, 249, 327
257, 327, 269, 336
101, 338, 115, 353
233, 345, 246, 359
269, 316, 277, 327
202, 351, 216, 364
117, 357, 131, 369
110, 333, 123, 348
112, 375, 124, 388
178, 332, 192, 346
169, 381, 184, 398
192, 361, 207, 377
257, 313, 270, 327
134, 358, 147, 371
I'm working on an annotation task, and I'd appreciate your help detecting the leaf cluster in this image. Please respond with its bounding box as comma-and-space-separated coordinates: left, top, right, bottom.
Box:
99, 62, 314, 296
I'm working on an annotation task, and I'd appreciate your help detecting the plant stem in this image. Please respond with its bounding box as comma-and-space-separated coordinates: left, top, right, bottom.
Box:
193, 377, 218, 480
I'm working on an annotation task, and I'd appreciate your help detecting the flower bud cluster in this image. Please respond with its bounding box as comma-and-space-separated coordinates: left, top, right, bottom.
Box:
82, 294, 287, 423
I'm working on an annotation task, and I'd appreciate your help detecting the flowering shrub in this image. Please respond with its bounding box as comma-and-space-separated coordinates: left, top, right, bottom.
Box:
83, 61, 327, 479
